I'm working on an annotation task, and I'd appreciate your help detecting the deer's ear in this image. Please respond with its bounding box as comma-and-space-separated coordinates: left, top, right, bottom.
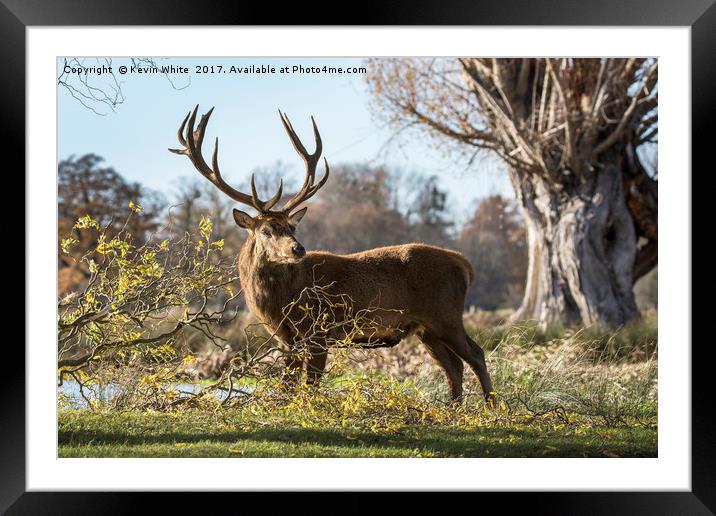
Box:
289, 207, 308, 226
232, 209, 255, 230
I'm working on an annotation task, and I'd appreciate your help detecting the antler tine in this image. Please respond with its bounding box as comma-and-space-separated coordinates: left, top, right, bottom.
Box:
250, 173, 284, 212
278, 111, 330, 214
194, 106, 213, 150
309, 116, 323, 166
279, 111, 310, 161
266, 179, 284, 210
176, 110, 191, 147
170, 105, 283, 213
301, 157, 330, 200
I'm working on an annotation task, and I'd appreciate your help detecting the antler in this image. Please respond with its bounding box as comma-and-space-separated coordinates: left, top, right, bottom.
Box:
169, 105, 283, 213
278, 110, 330, 214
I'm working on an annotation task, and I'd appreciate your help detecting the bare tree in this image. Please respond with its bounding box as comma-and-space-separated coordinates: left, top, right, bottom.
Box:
367, 58, 657, 327
299, 164, 413, 253
170, 178, 203, 235
459, 195, 527, 310
58, 57, 190, 115
405, 174, 454, 247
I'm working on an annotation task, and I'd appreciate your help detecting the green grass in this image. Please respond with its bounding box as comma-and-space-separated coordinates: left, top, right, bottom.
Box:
59, 409, 656, 458
58, 312, 657, 458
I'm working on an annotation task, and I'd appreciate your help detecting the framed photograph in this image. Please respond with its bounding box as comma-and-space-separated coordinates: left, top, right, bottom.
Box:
6, 0, 712, 512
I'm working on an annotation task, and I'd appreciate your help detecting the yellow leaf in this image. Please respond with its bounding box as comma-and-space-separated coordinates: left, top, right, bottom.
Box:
60, 237, 78, 253
74, 215, 99, 230
199, 216, 213, 240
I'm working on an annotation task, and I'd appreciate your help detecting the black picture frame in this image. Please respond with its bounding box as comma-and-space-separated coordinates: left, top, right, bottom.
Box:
5, 0, 711, 513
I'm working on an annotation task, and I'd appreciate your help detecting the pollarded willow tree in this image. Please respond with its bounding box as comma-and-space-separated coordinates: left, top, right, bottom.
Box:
367, 58, 658, 327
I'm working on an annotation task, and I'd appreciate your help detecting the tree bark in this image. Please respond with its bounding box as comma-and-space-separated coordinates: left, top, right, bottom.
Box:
510, 164, 640, 327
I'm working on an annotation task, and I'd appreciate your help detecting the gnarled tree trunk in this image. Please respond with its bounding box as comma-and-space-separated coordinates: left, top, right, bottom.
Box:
366, 57, 658, 327
511, 164, 640, 327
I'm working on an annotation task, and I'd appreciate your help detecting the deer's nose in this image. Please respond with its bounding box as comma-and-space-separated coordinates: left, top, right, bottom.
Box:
292, 244, 306, 258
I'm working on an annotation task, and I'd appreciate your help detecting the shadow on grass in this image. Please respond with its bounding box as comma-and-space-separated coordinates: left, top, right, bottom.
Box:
59, 424, 656, 458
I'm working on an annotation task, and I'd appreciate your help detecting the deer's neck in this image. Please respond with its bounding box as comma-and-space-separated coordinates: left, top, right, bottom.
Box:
238, 239, 301, 326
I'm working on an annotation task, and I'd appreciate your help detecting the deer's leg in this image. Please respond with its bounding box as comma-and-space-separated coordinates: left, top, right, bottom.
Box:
306, 341, 328, 387
465, 334, 495, 404
418, 331, 464, 401
442, 327, 495, 405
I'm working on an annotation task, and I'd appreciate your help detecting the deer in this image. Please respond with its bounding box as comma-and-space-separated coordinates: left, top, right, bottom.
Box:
170, 106, 494, 404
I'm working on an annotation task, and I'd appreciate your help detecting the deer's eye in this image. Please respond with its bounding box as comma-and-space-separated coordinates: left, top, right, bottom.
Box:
261, 228, 271, 237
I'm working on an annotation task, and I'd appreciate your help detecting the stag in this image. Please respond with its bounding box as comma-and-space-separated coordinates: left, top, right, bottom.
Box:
170, 106, 494, 403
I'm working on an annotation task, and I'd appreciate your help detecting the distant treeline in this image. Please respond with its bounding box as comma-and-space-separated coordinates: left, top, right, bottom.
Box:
58, 154, 656, 311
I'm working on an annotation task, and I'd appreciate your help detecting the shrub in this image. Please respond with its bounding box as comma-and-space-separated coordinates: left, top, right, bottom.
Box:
58, 207, 240, 408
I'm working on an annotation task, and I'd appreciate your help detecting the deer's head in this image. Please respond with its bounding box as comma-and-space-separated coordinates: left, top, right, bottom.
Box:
170, 106, 329, 264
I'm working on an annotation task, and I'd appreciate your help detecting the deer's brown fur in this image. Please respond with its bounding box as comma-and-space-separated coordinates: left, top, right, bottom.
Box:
170, 106, 494, 402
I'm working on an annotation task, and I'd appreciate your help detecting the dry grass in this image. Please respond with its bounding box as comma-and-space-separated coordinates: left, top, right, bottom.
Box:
60, 311, 657, 436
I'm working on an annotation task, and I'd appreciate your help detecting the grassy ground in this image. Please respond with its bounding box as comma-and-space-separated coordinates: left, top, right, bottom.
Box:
58, 409, 656, 458
58, 312, 657, 458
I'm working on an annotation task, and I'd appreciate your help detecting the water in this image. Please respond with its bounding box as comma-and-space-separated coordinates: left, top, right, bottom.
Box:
58, 380, 249, 408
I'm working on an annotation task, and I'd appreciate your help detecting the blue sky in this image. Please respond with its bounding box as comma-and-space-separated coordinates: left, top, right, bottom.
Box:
58, 57, 512, 224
